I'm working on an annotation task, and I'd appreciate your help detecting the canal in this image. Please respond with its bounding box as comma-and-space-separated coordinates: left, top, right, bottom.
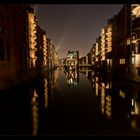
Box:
0, 67, 140, 136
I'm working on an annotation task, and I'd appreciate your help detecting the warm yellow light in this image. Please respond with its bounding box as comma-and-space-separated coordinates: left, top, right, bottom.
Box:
132, 5, 140, 17
135, 54, 140, 65
127, 38, 130, 45
44, 79, 48, 108
95, 83, 98, 96
105, 95, 112, 119
31, 89, 38, 136
119, 90, 125, 99
131, 119, 137, 130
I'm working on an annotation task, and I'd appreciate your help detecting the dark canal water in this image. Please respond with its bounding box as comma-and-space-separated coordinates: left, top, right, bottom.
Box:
0, 66, 140, 136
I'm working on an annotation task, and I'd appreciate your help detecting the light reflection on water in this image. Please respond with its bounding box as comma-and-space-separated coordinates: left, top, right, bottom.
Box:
85, 69, 140, 133
31, 89, 38, 136
0, 67, 140, 135
30, 67, 140, 135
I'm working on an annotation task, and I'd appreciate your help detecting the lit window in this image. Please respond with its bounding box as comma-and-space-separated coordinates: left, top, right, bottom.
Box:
120, 58, 125, 64
132, 34, 136, 40
136, 7, 140, 17
119, 90, 125, 99
132, 56, 135, 64
127, 38, 130, 45
135, 54, 140, 65
136, 44, 139, 53
132, 6, 140, 18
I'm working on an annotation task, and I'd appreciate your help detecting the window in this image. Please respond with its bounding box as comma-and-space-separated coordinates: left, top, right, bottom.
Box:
120, 58, 125, 64
119, 90, 125, 99
0, 39, 4, 60
136, 7, 140, 18
127, 38, 130, 45
136, 44, 139, 53
132, 56, 135, 64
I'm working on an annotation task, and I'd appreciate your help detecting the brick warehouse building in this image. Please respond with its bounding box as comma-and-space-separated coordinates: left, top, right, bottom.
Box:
0, 4, 38, 81
0, 5, 27, 80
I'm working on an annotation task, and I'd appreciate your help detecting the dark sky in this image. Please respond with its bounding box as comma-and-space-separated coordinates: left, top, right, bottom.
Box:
35, 4, 123, 58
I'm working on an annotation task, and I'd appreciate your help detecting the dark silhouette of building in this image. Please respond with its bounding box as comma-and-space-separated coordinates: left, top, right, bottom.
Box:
0, 4, 35, 80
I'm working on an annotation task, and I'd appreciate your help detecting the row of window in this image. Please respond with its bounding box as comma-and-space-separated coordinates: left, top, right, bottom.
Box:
92, 57, 138, 65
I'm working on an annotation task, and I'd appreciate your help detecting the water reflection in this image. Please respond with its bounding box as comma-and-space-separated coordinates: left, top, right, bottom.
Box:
81, 69, 140, 133
44, 79, 48, 108
46, 68, 59, 99
1, 67, 140, 135
64, 69, 79, 87
30, 69, 59, 135
130, 97, 140, 131
31, 88, 38, 136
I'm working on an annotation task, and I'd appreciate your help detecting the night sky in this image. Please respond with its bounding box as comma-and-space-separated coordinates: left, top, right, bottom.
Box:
35, 4, 123, 58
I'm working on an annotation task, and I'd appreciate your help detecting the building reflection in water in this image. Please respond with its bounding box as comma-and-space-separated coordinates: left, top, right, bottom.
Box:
30, 69, 58, 136
47, 68, 59, 99
95, 77, 99, 96
29, 67, 140, 134
119, 90, 125, 99
85, 70, 112, 119
130, 94, 140, 131
31, 88, 38, 136
64, 69, 79, 87
44, 78, 48, 108
81, 69, 140, 132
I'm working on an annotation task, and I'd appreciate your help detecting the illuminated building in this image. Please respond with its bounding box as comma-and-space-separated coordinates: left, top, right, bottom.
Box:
0, 4, 59, 88
36, 25, 44, 71
100, 27, 107, 70
106, 17, 116, 72
0, 4, 37, 80
114, 5, 131, 75
90, 44, 96, 67
43, 33, 47, 68
36, 24, 48, 71
79, 53, 91, 69
66, 51, 79, 70
111, 4, 140, 82
54, 51, 59, 67
79, 56, 86, 65
130, 4, 140, 80
26, 6, 37, 73
51, 45, 59, 68
47, 39, 57, 69
91, 17, 115, 72
95, 36, 101, 69
89, 4, 140, 82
